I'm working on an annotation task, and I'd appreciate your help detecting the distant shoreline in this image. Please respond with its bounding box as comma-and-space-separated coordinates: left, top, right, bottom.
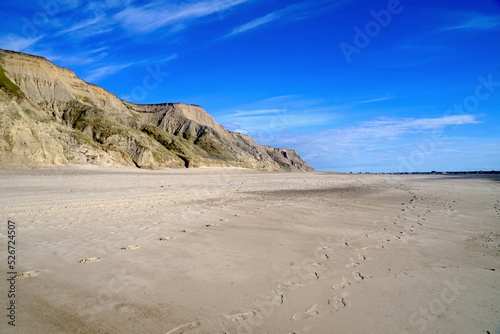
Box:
351, 170, 500, 175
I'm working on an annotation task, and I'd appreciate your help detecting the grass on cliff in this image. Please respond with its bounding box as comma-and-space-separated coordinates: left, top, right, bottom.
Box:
142, 123, 244, 167
0, 65, 24, 99
75, 117, 130, 141
142, 123, 201, 167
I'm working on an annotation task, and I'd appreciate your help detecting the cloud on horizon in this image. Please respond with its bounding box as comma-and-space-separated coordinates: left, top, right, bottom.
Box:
244, 114, 482, 171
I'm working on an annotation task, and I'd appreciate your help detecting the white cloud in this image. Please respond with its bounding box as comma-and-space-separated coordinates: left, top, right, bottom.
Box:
360, 115, 480, 132
226, 13, 278, 36
263, 115, 482, 171
56, 15, 103, 36
36, 47, 109, 66
219, 107, 338, 137
443, 12, 500, 31
216, 95, 342, 136
258, 95, 300, 103
223, 0, 354, 38
0, 34, 43, 52
355, 96, 394, 104
222, 3, 302, 38
114, 0, 247, 34
233, 108, 285, 116
83, 63, 133, 82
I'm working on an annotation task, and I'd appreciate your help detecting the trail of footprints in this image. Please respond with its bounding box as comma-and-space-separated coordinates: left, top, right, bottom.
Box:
14, 194, 272, 269
3, 191, 248, 230
63, 196, 275, 333
76, 200, 267, 261
164, 199, 273, 238
218, 187, 438, 331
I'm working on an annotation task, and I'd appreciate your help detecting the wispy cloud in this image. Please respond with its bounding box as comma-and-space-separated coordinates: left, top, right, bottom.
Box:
218, 96, 340, 136
37, 47, 109, 66
0, 34, 44, 52
355, 96, 394, 104
83, 63, 134, 82
351, 115, 480, 138
81, 52, 178, 83
222, 111, 334, 135
266, 115, 482, 171
216, 95, 339, 134
232, 108, 285, 116
114, 0, 247, 34
156, 54, 179, 63
259, 95, 300, 103
56, 15, 103, 36
223, 3, 304, 38
227, 13, 278, 36
442, 12, 500, 31
223, 0, 353, 38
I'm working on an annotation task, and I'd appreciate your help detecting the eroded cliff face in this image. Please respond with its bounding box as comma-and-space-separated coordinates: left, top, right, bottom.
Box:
0, 49, 314, 171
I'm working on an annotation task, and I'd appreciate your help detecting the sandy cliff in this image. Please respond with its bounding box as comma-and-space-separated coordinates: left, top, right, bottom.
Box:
0, 49, 314, 171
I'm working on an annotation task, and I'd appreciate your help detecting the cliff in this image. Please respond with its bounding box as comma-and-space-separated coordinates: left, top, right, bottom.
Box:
0, 49, 314, 171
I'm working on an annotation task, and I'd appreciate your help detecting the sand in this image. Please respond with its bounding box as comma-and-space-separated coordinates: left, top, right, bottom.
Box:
0, 167, 499, 334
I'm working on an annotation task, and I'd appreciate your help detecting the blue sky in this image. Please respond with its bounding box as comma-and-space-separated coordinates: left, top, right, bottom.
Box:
1, 0, 499, 172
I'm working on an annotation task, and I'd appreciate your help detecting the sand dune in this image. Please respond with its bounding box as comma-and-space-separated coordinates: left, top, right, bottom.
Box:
0, 167, 498, 333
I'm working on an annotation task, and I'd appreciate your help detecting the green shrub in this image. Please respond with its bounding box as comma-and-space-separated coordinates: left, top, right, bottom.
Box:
0, 65, 24, 99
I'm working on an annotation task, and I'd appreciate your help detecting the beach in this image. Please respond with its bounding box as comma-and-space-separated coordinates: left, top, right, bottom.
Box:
0, 167, 499, 333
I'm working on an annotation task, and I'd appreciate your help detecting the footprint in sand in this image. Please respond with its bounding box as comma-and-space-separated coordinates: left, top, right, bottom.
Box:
205, 224, 216, 228
353, 272, 364, 282
320, 253, 329, 260
271, 293, 284, 306
346, 262, 360, 268
332, 277, 351, 290
331, 296, 346, 310
309, 272, 319, 280
305, 304, 319, 317
358, 254, 366, 261
78, 257, 100, 264
165, 321, 200, 334
225, 310, 257, 322
159, 237, 173, 241
278, 281, 297, 289
292, 304, 319, 321
181, 229, 195, 233
121, 245, 139, 250
17, 270, 39, 279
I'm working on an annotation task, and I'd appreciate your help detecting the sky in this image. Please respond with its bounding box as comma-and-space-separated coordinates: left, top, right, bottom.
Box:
0, 0, 499, 172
